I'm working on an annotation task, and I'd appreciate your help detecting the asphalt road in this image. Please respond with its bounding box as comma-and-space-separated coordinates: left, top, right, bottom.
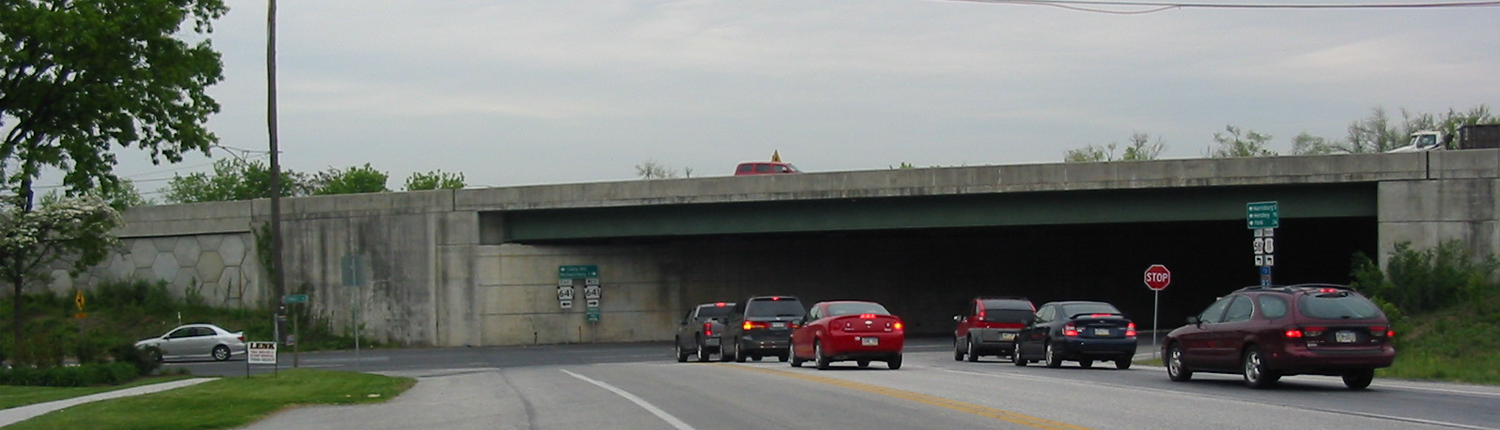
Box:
166, 339, 1500, 430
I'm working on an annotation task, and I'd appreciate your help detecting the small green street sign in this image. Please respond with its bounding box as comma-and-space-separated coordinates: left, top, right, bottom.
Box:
1247, 201, 1279, 229
283, 294, 309, 304
559, 265, 599, 279
586, 307, 601, 323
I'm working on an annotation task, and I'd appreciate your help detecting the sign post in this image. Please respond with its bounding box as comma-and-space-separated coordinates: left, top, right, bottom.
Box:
247, 341, 278, 378
1247, 201, 1279, 286
1144, 264, 1171, 359
342, 255, 366, 371
282, 294, 307, 368
558, 265, 601, 322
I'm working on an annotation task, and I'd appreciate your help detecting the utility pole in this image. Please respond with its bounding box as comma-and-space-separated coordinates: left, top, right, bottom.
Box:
267, 0, 288, 365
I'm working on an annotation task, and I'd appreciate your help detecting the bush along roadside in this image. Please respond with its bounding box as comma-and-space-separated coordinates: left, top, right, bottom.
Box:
0, 362, 138, 387
1351, 239, 1500, 384
2, 278, 378, 378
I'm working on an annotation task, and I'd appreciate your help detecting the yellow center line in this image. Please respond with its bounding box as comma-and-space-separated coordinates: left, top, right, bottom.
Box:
723, 364, 1096, 430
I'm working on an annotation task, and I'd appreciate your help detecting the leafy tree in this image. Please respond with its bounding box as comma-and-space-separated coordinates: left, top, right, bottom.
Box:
635, 160, 680, 179
890, 162, 917, 169
0, 0, 227, 348
311, 163, 389, 195
1120, 133, 1164, 161
1291, 132, 1340, 155
1343, 107, 1411, 153
1064, 144, 1114, 162
163, 158, 309, 203
1205, 125, 1276, 158
1, 195, 122, 349
41, 179, 150, 211
1064, 133, 1163, 162
404, 170, 466, 191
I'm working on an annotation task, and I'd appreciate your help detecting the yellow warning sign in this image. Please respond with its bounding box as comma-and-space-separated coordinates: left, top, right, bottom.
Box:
75, 290, 85, 311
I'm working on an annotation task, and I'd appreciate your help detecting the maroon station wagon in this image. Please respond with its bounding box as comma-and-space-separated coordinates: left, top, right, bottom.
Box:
1162, 284, 1395, 389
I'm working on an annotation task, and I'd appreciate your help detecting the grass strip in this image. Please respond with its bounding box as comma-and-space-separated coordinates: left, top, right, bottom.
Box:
0, 375, 195, 410
4, 369, 415, 430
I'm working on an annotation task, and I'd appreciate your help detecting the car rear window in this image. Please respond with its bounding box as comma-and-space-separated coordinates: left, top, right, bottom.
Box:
981, 299, 1032, 311
1061, 303, 1121, 318
827, 302, 889, 316
698, 306, 730, 318
1298, 293, 1381, 320
983, 309, 1034, 323
746, 299, 805, 317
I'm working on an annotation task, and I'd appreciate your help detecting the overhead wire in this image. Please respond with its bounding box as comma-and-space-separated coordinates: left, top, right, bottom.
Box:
939, 0, 1500, 14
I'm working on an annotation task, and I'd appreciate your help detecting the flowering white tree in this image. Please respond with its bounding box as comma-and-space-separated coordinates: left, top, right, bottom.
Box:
1, 194, 121, 346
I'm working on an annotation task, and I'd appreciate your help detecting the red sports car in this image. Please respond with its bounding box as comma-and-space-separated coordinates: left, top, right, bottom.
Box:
790, 301, 905, 370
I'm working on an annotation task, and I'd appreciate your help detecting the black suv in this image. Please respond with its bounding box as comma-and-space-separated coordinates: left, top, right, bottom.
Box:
721, 296, 806, 362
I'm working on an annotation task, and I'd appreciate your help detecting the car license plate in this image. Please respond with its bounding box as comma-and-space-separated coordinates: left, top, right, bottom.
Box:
1335, 331, 1357, 343
772, 322, 786, 328
861, 337, 879, 346
1000, 333, 1015, 341
1093, 328, 1110, 336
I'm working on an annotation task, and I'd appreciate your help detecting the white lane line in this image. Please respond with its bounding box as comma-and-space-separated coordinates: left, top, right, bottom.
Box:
560, 369, 696, 430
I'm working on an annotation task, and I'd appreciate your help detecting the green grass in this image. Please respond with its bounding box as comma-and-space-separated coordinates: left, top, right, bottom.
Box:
4, 369, 415, 430
1380, 351, 1500, 384
0, 375, 195, 410
1378, 295, 1500, 384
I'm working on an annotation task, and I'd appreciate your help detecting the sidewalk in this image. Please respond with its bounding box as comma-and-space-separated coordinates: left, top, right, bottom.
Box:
0, 378, 214, 427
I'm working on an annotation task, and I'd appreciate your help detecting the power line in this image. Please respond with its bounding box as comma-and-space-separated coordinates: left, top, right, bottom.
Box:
940, 0, 1500, 14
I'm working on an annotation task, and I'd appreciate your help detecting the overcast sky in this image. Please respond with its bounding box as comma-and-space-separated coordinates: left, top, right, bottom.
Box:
90, 0, 1499, 198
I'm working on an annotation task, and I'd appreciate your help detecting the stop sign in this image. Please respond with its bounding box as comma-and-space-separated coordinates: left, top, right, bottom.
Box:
1144, 264, 1171, 291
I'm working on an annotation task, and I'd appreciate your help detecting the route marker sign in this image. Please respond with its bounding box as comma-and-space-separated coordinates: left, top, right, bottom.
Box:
1144, 264, 1172, 291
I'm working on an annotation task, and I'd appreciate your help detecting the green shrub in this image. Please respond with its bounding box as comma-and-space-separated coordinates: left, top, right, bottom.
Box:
1353, 240, 1500, 314
0, 363, 137, 387
110, 343, 162, 376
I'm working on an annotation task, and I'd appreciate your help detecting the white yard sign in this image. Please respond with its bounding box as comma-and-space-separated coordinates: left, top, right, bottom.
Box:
248, 341, 278, 365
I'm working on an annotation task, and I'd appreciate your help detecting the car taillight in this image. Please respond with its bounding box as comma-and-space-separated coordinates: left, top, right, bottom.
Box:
790, 321, 801, 329
1284, 329, 1303, 338
893, 321, 904, 330
1089, 313, 1112, 318
238, 335, 245, 342
1371, 326, 1392, 337
1304, 326, 1326, 337
715, 302, 725, 307
1319, 288, 1339, 293
859, 314, 876, 319
1125, 322, 1137, 338
703, 322, 714, 336
1064, 323, 1079, 337
978, 309, 987, 320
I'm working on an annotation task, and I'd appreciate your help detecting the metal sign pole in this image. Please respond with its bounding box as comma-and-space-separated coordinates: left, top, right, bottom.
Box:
354, 282, 361, 371
1153, 290, 1160, 360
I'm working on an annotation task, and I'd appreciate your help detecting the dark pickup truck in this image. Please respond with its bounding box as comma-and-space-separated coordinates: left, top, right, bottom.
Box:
674, 302, 733, 362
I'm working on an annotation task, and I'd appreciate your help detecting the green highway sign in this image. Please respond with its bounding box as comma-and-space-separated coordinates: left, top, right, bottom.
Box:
1247, 201, 1279, 229
558, 265, 599, 279
586, 307, 601, 323
283, 294, 308, 304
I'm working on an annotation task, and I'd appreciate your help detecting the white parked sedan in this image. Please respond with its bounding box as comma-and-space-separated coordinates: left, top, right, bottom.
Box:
135, 323, 247, 362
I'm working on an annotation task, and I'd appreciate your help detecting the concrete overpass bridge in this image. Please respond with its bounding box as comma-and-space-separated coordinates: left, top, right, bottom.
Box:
62, 150, 1498, 347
